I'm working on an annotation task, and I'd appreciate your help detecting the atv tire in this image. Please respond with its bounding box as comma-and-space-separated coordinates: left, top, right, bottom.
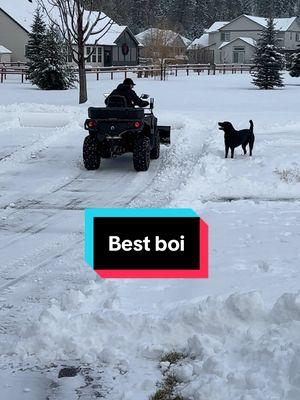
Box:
150, 128, 160, 160
83, 135, 100, 170
133, 135, 151, 172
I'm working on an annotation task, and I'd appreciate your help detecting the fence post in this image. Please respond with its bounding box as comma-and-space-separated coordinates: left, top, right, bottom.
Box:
0, 71, 3, 83
124, 70, 127, 79
175, 65, 178, 77
111, 71, 113, 80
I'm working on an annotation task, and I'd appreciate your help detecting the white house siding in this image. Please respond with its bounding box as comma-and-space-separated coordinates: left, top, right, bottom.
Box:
0, 9, 29, 62
220, 39, 255, 64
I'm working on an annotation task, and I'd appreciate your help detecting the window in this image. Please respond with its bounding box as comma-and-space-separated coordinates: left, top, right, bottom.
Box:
92, 48, 96, 63
296, 33, 300, 42
290, 32, 293, 40
86, 46, 91, 63
25, 45, 29, 57
98, 47, 102, 63
221, 32, 230, 42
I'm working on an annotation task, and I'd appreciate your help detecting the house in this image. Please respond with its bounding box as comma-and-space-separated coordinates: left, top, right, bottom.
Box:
136, 28, 191, 61
0, 1, 32, 62
0, 0, 140, 66
0, 45, 12, 63
190, 15, 300, 64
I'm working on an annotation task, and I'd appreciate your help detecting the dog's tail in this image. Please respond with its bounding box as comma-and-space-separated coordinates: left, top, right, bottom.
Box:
249, 120, 254, 133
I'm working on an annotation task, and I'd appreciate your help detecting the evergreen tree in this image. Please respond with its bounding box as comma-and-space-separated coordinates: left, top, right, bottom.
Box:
30, 25, 77, 90
26, 8, 46, 81
252, 17, 285, 89
289, 52, 300, 77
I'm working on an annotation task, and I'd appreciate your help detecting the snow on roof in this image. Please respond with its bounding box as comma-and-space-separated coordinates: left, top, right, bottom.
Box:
188, 33, 209, 49
136, 28, 191, 47
219, 37, 257, 49
0, 45, 12, 54
222, 15, 298, 32
205, 21, 229, 33
0, 0, 129, 46
86, 24, 127, 46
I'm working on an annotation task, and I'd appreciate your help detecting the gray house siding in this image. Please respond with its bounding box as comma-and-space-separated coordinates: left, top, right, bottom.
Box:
0, 9, 29, 62
113, 30, 139, 66
220, 39, 255, 64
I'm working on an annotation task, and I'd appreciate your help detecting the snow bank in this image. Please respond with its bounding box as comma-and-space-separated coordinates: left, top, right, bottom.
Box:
6, 282, 300, 399
169, 122, 300, 208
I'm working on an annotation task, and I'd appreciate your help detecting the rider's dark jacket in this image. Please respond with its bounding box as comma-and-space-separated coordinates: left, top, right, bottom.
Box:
105, 84, 149, 108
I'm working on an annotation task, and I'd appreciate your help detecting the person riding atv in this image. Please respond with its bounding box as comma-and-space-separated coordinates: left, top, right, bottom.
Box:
105, 78, 149, 108
83, 80, 171, 172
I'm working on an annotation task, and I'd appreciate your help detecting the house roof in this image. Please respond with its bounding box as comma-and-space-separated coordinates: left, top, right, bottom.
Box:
219, 37, 257, 49
188, 33, 209, 49
0, 0, 133, 46
220, 15, 298, 32
136, 28, 191, 47
0, 0, 35, 32
0, 45, 12, 54
205, 21, 229, 33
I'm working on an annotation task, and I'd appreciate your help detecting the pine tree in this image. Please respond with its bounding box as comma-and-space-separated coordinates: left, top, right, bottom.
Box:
26, 8, 46, 81
289, 52, 300, 77
252, 17, 285, 89
30, 25, 77, 90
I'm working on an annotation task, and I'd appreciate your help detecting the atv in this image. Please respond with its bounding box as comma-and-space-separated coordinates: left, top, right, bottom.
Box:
83, 95, 171, 172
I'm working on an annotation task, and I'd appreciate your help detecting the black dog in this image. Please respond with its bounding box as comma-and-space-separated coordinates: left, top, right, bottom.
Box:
218, 120, 255, 159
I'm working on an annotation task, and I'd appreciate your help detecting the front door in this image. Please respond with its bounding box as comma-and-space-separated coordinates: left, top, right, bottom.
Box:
233, 47, 245, 64
104, 48, 112, 67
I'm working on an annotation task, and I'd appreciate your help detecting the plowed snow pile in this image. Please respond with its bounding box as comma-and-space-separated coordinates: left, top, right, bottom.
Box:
7, 282, 300, 400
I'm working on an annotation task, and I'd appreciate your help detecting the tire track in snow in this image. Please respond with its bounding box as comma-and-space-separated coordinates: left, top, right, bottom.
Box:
0, 235, 82, 292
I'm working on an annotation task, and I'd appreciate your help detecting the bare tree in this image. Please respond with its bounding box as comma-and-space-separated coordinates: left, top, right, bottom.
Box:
37, 0, 113, 103
140, 25, 188, 79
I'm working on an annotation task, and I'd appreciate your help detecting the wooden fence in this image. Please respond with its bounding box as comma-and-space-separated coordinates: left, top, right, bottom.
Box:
0, 63, 255, 84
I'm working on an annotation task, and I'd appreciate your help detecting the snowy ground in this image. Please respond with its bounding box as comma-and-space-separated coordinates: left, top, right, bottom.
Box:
0, 72, 299, 400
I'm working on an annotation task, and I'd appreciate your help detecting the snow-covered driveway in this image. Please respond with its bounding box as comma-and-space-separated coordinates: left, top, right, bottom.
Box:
0, 73, 299, 400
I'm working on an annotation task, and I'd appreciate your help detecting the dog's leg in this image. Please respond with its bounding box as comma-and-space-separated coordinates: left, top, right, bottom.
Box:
242, 144, 247, 155
231, 148, 234, 159
225, 146, 229, 158
249, 136, 255, 157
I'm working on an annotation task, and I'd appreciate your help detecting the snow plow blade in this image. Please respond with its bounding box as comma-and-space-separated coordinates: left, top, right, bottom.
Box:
158, 126, 171, 145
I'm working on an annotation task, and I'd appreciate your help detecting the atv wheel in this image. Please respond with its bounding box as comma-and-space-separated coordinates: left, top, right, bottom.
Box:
150, 128, 160, 160
133, 135, 151, 172
83, 135, 100, 170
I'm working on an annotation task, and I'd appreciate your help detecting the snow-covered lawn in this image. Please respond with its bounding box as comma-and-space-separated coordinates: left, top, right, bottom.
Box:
0, 72, 299, 400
